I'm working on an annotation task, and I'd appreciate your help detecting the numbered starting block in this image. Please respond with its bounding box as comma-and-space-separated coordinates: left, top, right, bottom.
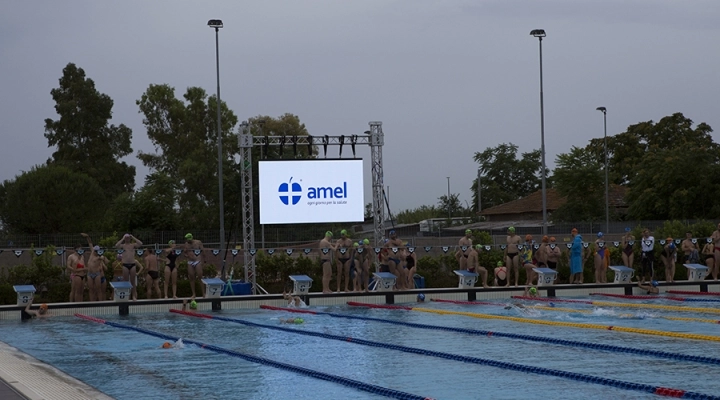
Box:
202, 278, 225, 298
684, 264, 709, 281
13, 285, 36, 307
609, 265, 634, 284
532, 268, 558, 287
453, 270, 479, 288
371, 272, 397, 292
110, 281, 133, 302
289, 275, 313, 295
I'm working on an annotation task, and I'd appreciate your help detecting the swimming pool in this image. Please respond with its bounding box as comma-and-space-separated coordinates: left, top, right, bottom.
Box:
2, 295, 720, 399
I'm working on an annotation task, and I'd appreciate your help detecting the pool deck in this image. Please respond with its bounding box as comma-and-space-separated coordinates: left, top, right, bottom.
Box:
0, 341, 113, 400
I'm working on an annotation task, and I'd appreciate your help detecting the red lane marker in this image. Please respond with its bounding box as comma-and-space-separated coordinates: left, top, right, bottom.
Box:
260, 305, 318, 315
511, 296, 593, 304
589, 293, 687, 302
169, 309, 213, 319
668, 290, 720, 296
74, 314, 107, 324
654, 387, 685, 398
607, 326, 614, 330
431, 299, 505, 306
346, 302, 412, 310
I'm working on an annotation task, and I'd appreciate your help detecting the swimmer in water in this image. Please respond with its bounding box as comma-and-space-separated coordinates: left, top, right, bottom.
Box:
280, 317, 305, 324
524, 286, 539, 298
638, 280, 659, 295
21, 299, 50, 320
181, 298, 198, 311
283, 292, 306, 307
417, 293, 425, 303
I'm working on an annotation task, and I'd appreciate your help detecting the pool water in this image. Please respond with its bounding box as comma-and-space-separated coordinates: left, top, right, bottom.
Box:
2, 297, 720, 399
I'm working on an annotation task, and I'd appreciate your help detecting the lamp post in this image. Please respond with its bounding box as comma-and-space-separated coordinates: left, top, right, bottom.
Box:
530, 29, 547, 235
446, 177, 451, 220
208, 19, 225, 277
596, 106, 609, 234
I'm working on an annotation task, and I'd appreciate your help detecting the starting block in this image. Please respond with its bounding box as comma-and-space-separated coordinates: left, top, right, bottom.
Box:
532, 268, 558, 286
684, 264, 709, 281
289, 275, 313, 295
202, 278, 225, 298
609, 265, 634, 284
453, 270, 479, 288
371, 272, 397, 292
110, 281, 133, 301
13, 285, 36, 307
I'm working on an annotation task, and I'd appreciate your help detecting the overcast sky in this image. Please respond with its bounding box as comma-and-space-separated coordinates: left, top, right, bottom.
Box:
1, 0, 719, 214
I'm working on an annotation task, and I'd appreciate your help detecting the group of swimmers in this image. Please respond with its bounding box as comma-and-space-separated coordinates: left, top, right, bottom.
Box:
65, 232, 207, 302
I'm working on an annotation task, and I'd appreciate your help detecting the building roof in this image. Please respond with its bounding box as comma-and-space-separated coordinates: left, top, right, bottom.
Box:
479, 186, 627, 216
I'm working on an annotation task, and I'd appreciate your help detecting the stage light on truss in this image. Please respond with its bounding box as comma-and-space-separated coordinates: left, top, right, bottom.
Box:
350, 135, 357, 157
323, 135, 329, 158
339, 135, 345, 158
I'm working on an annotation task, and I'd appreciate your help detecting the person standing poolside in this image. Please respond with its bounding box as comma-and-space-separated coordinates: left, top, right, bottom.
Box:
183, 233, 205, 298
335, 229, 354, 292
402, 246, 418, 289
319, 231, 336, 294
521, 235, 536, 285
468, 245, 489, 288
621, 228, 635, 270
639, 229, 655, 284
504, 227, 521, 287
594, 232, 609, 284
386, 230, 405, 290
81, 233, 107, 302
456, 229, 473, 271
661, 237, 677, 283
115, 233, 143, 300
702, 241, 715, 278
570, 228, 584, 284
536, 236, 549, 268
712, 223, 720, 279
681, 231, 699, 264
143, 250, 162, 299
546, 237, 561, 270
494, 261, 508, 287
162, 241, 180, 299
66, 243, 85, 302
354, 239, 371, 292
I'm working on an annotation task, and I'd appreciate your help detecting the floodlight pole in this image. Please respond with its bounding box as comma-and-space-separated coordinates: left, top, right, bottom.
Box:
530, 29, 548, 235
597, 106, 609, 234
208, 19, 226, 279
237, 122, 385, 293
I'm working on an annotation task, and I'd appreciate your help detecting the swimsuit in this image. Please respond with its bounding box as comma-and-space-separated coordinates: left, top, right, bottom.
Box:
379, 264, 390, 273
148, 271, 159, 280
389, 257, 401, 265
88, 272, 100, 280
495, 267, 508, 285
623, 242, 633, 256
166, 252, 178, 271
507, 252, 519, 258
547, 261, 557, 270
339, 258, 350, 264
123, 263, 135, 270
405, 256, 415, 269
706, 254, 715, 262
188, 261, 200, 269
641, 251, 654, 277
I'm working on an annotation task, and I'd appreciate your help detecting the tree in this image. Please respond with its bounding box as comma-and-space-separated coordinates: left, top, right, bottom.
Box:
395, 205, 443, 224
44, 63, 135, 197
137, 84, 239, 229
471, 143, 543, 211
437, 193, 462, 218
552, 146, 605, 222
103, 172, 180, 232
0, 165, 106, 234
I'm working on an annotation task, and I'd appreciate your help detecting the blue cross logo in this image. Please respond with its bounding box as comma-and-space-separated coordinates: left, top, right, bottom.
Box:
279, 178, 302, 205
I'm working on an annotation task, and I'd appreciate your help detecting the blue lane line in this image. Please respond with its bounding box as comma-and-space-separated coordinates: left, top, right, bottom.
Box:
200, 313, 720, 400
288, 308, 720, 367
76, 316, 431, 400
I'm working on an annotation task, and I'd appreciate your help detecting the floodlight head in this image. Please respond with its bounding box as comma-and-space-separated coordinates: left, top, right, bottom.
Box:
364, 130, 371, 135
530, 29, 546, 38
596, 106, 607, 113
208, 19, 223, 29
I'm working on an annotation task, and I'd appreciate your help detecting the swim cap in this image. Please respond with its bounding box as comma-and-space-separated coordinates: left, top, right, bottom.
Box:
168, 240, 175, 245
40, 303, 48, 310
389, 230, 396, 236
465, 229, 472, 234
548, 302, 555, 307
340, 229, 348, 236
353, 242, 359, 247
417, 293, 426, 301
651, 281, 659, 288
294, 318, 304, 324
185, 233, 193, 240
529, 287, 537, 295
162, 342, 172, 349
475, 244, 482, 250
525, 235, 532, 241
597, 232, 603, 237
497, 261, 504, 267
325, 231, 333, 237
93, 245, 100, 251
508, 227, 515, 233
666, 237, 673, 242
190, 300, 198, 309
363, 238, 370, 245
625, 227, 631, 232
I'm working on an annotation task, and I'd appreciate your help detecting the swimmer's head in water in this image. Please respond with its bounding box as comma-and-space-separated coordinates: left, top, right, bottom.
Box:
363, 238, 370, 245
294, 318, 304, 324
162, 342, 172, 349
417, 293, 425, 302
39, 304, 48, 314
189, 300, 198, 309
529, 287, 537, 295
651, 281, 659, 288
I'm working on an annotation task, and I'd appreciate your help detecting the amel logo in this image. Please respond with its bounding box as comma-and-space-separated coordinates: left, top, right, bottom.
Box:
279, 177, 302, 205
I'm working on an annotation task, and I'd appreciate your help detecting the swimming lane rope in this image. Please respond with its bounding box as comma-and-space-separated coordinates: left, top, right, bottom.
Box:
511, 296, 720, 315
172, 309, 719, 399
73, 314, 432, 400
346, 302, 720, 342
260, 305, 720, 366
668, 290, 720, 296
590, 293, 720, 303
